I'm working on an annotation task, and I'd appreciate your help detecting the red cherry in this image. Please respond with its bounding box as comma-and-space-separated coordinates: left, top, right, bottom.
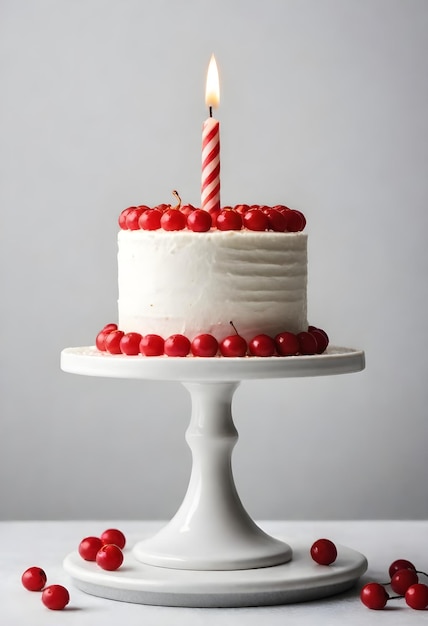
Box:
139, 208, 163, 230
310, 538, 337, 565
118, 206, 136, 229
208, 207, 221, 222
105, 330, 125, 354
41, 585, 70, 610
405, 583, 428, 610
21, 566, 47, 591
309, 329, 329, 354
295, 210, 306, 229
125, 207, 146, 230
161, 209, 186, 231
243, 208, 269, 231
101, 528, 126, 550
308, 326, 329, 344
249, 334, 276, 357
103, 323, 118, 332
273, 204, 291, 213
78, 536, 103, 561
140, 334, 165, 356
96, 325, 118, 351
96, 544, 124, 571
266, 208, 287, 232
216, 209, 243, 231
155, 203, 170, 212
191, 334, 219, 357
120, 332, 142, 355
164, 334, 191, 357
297, 331, 317, 355
234, 204, 250, 215
286, 209, 306, 232
391, 568, 419, 595
95, 330, 108, 351
187, 209, 212, 232
360, 582, 389, 610
275, 331, 299, 356
388, 558, 417, 578
181, 203, 197, 216
219, 335, 247, 357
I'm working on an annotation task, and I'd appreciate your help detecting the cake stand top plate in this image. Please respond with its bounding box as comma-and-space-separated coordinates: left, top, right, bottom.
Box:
61, 346, 365, 382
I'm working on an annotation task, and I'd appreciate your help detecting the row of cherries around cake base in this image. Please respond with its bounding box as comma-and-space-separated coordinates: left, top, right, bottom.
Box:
95, 324, 329, 357
119, 204, 306, 233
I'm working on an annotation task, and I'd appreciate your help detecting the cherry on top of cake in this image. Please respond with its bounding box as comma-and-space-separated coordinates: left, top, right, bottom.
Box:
118, 190, 306, 233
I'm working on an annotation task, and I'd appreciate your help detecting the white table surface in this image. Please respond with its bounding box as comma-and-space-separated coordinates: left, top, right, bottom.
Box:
1, 520, 427, 624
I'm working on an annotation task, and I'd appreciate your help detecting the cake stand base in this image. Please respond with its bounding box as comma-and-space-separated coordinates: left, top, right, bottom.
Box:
61, 346, 366, 606
64, 539, 367, 607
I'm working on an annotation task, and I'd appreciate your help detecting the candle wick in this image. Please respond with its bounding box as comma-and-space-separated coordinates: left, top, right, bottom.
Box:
209, 106, 213, 118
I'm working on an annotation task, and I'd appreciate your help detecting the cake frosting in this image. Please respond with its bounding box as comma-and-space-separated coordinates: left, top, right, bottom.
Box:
117, 229, 307, 342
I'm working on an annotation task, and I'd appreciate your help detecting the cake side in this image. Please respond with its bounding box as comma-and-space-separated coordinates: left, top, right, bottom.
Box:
118, 230, 308, 342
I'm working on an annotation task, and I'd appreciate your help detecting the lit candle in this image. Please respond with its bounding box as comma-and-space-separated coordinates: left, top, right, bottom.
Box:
201, 54, 220, 212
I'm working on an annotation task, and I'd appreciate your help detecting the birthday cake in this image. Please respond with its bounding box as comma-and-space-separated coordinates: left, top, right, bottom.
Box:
95, 197, 329, 358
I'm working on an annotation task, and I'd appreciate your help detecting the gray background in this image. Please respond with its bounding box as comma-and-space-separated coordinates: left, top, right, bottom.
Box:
1, 0, 427, 521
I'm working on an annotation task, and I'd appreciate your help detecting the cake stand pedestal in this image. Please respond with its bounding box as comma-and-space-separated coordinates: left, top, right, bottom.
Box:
61, 346, 366, 607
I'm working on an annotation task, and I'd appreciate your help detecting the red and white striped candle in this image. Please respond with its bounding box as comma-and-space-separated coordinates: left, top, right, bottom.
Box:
201, 55, 220, 212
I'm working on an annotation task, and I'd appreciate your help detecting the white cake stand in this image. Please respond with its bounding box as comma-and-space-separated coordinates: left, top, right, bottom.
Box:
61, 346, 367, 607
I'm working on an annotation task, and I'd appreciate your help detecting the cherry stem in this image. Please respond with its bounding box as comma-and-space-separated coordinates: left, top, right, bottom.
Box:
388, 594, 403, 600
172, 190, 181, 210
229, 321, 239, 336
416, 570, 428, 577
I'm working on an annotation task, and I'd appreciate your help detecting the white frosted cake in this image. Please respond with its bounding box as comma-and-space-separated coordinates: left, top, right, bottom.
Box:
118, 230, 307, 342
95, 202, 329, 357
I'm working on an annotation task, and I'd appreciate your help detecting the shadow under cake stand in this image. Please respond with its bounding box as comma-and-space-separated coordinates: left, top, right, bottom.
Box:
61, 346, 367, 608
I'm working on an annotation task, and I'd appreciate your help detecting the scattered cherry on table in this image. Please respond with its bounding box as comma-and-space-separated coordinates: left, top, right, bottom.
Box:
21, 566, 47, 591
388, 558, 417, 578
391, 568, 419, 595
41, 584, 70, 610
405, 583, 428, 610
360, 582, 389, 610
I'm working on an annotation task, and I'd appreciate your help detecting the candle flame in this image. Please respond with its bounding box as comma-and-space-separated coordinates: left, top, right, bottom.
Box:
205, 54, 220, 109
